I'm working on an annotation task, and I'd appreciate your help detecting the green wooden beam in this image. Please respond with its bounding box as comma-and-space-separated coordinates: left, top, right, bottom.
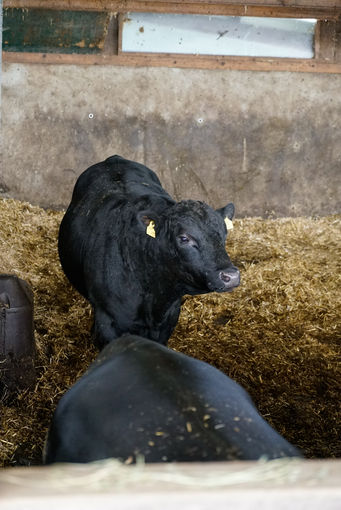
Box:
2, 8, 110, 53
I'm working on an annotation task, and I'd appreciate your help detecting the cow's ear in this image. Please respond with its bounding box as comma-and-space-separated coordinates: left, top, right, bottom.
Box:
138, 213, 157, 238
216, 202, 235, 231
217, 202, 235, 220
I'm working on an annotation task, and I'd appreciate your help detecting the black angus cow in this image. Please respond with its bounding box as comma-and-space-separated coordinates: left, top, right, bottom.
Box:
44, 335, 301, 464
59, 155, 240, 348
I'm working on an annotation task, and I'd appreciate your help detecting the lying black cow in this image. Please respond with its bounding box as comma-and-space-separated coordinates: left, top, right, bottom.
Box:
44, 335, 301, 464
59, 155, 240, 348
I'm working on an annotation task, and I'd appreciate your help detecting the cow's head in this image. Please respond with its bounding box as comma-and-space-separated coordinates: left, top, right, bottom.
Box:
139, 200, 240, 295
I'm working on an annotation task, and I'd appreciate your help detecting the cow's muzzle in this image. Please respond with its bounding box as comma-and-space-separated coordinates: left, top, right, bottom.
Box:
207, 266, 240, 293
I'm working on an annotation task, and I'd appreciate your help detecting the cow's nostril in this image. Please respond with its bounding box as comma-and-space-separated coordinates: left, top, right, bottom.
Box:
220, 271, 231, 283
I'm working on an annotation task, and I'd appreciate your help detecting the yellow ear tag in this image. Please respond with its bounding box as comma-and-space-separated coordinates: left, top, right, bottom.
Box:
224, 217, 234, 230
146, 220, 156, 238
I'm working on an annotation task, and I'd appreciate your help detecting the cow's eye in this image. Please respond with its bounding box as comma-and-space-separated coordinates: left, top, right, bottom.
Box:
179, 235, 189, 243
177, 234, 198, 250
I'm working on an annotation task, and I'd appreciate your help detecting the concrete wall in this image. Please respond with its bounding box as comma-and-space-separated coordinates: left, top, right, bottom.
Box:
1, 62, 340, 216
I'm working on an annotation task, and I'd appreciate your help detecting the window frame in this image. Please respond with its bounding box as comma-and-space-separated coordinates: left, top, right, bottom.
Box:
2, 0, 341, 73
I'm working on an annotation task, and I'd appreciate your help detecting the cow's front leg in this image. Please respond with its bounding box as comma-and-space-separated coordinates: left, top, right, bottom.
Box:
92, 307, 119, 349
157, 299, 182, 346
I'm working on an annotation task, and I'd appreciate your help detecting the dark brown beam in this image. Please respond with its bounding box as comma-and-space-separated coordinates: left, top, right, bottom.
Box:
315, 20, 341, 61
3, 50, 341, 73
3, 1, 341, 19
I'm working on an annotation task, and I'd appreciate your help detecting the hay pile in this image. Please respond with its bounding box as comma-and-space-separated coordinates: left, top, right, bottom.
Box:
0, 198, 340, 467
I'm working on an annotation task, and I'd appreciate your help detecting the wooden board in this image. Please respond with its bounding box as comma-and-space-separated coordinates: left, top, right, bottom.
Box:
3, 0, 341, 18
0, 459, 341, 510
3, 49, 341, 72
315, 20, 341, 61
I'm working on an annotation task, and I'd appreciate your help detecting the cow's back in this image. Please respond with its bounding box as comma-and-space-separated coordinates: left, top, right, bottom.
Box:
44, 335, 301, 464
70, 155, 170, 205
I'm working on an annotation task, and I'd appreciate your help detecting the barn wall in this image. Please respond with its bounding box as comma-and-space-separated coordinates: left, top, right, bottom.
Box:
1, 62, 340, 217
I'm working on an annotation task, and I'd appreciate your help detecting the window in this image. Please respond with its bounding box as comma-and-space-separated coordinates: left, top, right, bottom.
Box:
2, 1, 341, 73
121, 14, 316, 59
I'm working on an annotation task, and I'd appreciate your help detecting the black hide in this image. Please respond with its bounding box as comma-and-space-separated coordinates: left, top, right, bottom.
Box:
58, 155, 240, 347
44, 335, 301, 464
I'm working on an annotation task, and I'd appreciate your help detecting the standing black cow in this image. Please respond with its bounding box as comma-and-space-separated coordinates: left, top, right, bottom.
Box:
44, 335, 301, 464
58, 155, 240, 348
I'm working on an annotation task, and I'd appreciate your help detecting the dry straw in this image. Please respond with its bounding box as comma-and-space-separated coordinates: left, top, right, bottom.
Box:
0, 198, 340, 467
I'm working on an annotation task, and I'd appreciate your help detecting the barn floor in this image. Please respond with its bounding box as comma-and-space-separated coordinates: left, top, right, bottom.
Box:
0, 198, 340, 467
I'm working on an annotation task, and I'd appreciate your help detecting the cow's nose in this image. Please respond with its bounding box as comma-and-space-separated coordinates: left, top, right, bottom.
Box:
219, 267, 240, 289
219, 271, 231, 283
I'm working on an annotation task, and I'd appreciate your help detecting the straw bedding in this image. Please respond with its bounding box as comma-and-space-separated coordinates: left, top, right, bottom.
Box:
0, 197, 340, 467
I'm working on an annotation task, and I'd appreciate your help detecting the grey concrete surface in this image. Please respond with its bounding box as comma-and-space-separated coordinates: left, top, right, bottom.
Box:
1, 63, 340, 216
1, 459, 341, 510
